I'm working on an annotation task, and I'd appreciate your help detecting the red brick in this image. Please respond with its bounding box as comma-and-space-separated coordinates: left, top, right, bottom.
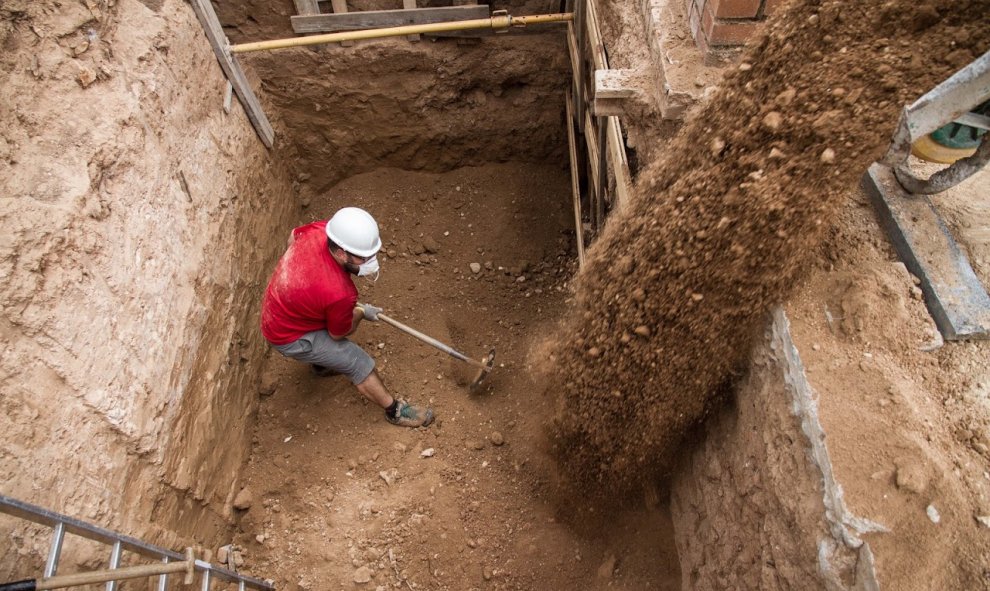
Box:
707, 19, 760, 45
714, 0, 761, 18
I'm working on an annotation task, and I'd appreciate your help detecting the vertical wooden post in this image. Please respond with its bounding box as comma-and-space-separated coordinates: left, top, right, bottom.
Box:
403, 0, 421, 41
565, 93, 587, 268
330, 0, 355, 46
573, 0, 587, 132
595, 119, 607, 228
292, 0, 320, 15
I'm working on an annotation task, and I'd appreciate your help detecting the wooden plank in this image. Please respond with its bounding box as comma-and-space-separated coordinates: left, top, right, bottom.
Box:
403, 0, 421, 41
596, 119, 607, 224
329, 0, 354, 46
583, 109, 600, 224
566, 22, 580, 126
606, 116, 631, 210
291, 5, 490, 34
189, 0, 274, 148
585, 0, 606, 70
293, 0, 320, 15
572, 19, 586, 132
565, 93, 587, 268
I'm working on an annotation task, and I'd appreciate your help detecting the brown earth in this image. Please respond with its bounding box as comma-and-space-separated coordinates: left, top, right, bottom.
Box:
545, 0, 990, 495
235, 164, 682, 590
3, 0, 990, 588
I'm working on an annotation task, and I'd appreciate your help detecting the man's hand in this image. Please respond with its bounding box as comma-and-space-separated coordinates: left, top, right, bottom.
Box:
358, 302, 382, 321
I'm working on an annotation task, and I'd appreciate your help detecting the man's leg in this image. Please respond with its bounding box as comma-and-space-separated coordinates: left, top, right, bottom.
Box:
355, 370, 434, 428
274, 331, 434, 428
355, 370, 394, 409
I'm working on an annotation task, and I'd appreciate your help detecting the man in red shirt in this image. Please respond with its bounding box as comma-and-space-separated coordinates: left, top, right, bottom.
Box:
261, 207, 434, 428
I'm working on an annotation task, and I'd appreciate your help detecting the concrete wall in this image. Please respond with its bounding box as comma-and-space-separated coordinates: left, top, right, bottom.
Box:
0, 0, 296, 573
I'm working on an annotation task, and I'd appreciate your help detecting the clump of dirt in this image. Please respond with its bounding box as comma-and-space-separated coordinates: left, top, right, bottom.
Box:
546, 0, 990, 494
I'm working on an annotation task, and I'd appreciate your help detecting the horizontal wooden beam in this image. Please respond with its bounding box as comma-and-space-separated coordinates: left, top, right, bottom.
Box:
291, 5, 490, 34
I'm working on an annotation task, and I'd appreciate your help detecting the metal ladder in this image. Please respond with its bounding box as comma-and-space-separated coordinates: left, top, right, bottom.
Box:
0, 494, 274, 590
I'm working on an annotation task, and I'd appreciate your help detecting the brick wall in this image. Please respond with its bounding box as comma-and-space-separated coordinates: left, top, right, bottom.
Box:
687, 0, 785, 57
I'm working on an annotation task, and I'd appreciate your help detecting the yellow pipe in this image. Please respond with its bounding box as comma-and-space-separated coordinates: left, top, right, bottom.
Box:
229, 12, 573, 53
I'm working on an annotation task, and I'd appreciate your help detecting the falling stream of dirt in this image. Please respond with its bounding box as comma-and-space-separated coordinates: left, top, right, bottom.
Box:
547, 0, 990, 495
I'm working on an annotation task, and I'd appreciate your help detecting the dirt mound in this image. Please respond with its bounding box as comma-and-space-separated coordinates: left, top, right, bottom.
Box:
546, 0, 990, 494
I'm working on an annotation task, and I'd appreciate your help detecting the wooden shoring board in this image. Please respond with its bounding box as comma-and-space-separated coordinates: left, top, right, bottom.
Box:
565, 93, 587, 268
573, 0, 587, 132
585, 0, 607, 71
189, 0, 274, 148
606, 116, 631, 210
583, 109, 601, 226
595, 118, 607, 227
403, 0, 421, 41
291, 5, 490, 34
293, 0, 320, 15
329, 0, 355, 46
566, 22, 581, 127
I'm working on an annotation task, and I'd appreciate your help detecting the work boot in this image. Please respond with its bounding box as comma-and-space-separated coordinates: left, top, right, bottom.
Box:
310, 364, 337, 377
386, 400, 435, 428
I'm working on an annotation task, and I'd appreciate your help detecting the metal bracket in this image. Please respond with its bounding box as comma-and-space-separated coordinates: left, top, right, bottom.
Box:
882, 50, 990, 194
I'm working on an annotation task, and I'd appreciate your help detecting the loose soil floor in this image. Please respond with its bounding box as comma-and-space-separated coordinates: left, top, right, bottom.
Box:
235, 163, 682, 590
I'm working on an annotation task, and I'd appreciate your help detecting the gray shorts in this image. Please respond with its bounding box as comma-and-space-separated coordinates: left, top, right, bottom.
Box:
272, 330, 375, 385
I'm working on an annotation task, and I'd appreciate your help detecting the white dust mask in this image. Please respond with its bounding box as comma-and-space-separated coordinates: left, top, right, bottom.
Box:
357, 256, 380, 281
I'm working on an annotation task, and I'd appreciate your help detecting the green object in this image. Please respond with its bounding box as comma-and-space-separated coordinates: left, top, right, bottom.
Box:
929, 99, 989, 149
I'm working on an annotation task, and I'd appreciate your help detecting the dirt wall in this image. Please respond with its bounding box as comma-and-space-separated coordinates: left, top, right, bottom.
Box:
670, 311, 884, 590
216, 2, 571, 196
0, 0, 296, 572
669, 321, 828, 589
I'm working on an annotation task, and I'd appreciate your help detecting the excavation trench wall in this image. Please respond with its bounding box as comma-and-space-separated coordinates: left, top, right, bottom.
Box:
0, 0, 570, 576
669, 311, 880, 590
0, 0, 302, 570
224, 13, 571, 196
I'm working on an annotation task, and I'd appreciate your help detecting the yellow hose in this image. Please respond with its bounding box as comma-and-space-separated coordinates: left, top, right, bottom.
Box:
229, 13, 573, 53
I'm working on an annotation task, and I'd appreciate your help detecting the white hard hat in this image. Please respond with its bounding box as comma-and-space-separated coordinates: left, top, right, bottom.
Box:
325, 207, 382, 257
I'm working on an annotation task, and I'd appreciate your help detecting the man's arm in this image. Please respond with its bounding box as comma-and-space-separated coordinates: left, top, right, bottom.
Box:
328, 307, 364, 340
